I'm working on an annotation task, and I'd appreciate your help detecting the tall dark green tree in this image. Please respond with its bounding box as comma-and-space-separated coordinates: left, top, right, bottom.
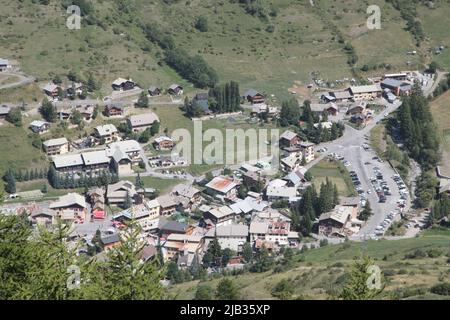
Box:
216, 278, 239, 300
39, 98, 57, 122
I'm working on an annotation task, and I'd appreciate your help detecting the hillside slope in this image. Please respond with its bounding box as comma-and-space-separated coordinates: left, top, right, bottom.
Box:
1, 0, 449, 100
169, 230, 450, 300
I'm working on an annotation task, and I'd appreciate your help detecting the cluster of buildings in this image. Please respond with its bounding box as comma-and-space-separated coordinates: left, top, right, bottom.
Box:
50, 140, 141, 176
321, 73, 413, 104
111, 78, 184, 97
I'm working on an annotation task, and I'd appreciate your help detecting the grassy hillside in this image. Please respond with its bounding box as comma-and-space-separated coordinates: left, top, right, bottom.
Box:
1, 0, 448, 102
430, 90, 450, 176
169, 229, 450, 300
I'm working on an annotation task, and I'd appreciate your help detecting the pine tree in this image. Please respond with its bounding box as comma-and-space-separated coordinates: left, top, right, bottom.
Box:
4, 169, 16, 194
216, 278, 239, 300
39, 98, 57, 122
136, 91, 149, 108
358, 201, 373, 221
333, 184, 340, 206
338, 256, 384, 300
101, 221, 165, 299
195, 284, 213, 300
123, 191, 132, 209
242, 242, 253, 262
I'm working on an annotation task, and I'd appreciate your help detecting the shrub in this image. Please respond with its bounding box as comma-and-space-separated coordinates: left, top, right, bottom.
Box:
430, 283, 450, 296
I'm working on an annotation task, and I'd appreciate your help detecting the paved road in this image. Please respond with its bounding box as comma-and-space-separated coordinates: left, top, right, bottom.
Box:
0, 72, 35, 90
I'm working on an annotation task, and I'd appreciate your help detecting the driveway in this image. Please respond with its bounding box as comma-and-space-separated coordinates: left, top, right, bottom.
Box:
0, 71, 35, 90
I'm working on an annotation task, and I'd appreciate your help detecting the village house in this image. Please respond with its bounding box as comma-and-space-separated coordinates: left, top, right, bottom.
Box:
43, 83, 59, 97
148, 86, 162, 96
66, 82, 84, 97
265, 179, 298, 202
81, 150, 111, 171
242, 171, 267, 190
244, 89, 265, 105
172, 184, 202, 206
104, 103, 125, 117
326, 89, 353, 103
205, 224, 249, 252
49, 193, 87, 222
283, 168, 307, 187
310, 103, 339, 116
30, 210, 54, 226
0, 104, 11, 119
157, 217, 189, 238
56, 109, 72, 121
157, 194, 178, 216
78, 105, 94, 121
384, 72, 408, 81
348, 84, 381, 101
348, 102, 367, 115
300, 142, 315, 163
162, 233, 204, 263
111, 148, 132, 176
106, 180, 140, 206
318, 205, 354, 237
153, 136, 174, 150
0, 58, 10, 71
203, 205, 236, 227
249, 212, 291, 247
251, 104, 278, 118
168, 84, 183, 95
88, 187, 106, 220
205, 176, 240, 201
43, 138, 70, 156
114, 200, 160, 231
281, 153, 302, 172
94, 124, 119, 144
29, 120, 50, 134
112, 78, 136, 91
52, 153, 84, 172
100, 233, 121, 251
279, 130, 300, 148
107, 140, 142, 163
380, 78, 412, 96
127, 112, 160, 132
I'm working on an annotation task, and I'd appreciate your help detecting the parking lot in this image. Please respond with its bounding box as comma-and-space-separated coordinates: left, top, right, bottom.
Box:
328, 138, 409, 239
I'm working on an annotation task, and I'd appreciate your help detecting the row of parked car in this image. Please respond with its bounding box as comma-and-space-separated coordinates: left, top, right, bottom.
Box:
371, 166, 391, 203
392, 174, 408, 208
375, 210, 400, 235
349, 170, 367, 207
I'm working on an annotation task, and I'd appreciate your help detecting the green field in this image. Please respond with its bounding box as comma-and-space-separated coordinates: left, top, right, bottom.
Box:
0, 123, 48, 193
169, 229, 450, 300
152, 104, 279, 172
123, 175, 184, 195
309, 159, 357, 196
430, 90, 450, 176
